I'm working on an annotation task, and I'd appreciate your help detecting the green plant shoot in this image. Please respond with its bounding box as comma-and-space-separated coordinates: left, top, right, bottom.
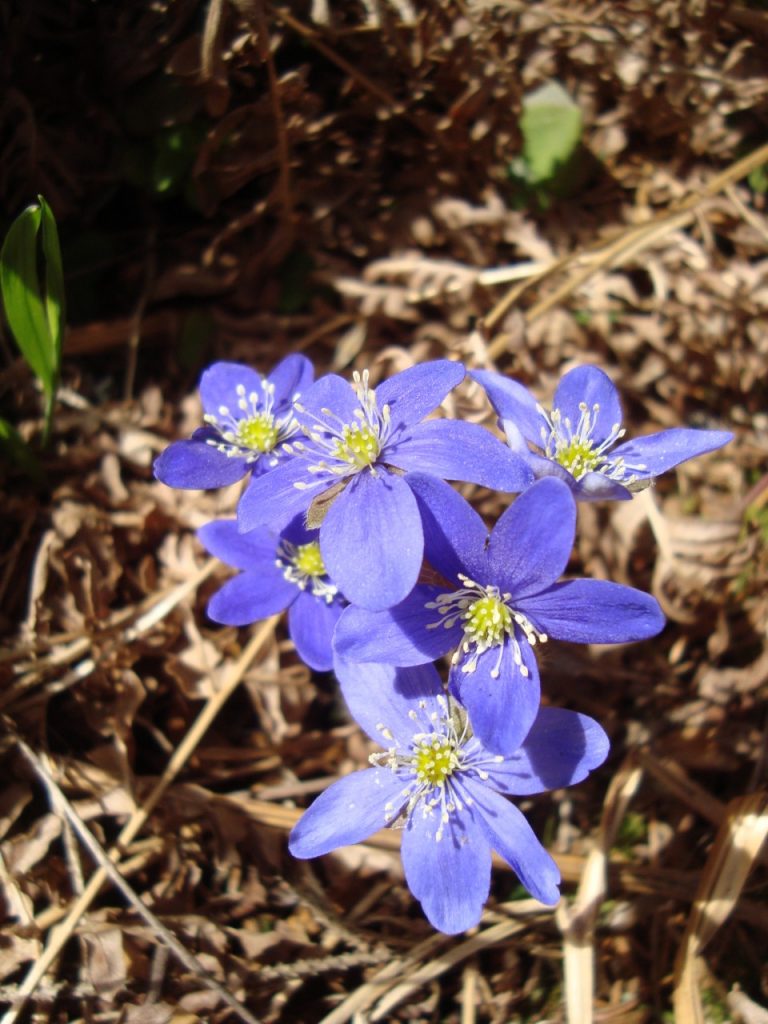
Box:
0, 195, 66, 444
519, 80, 583, 186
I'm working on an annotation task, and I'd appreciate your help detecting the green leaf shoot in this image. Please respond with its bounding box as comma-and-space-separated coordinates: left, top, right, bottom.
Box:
0, 195, 65, 443
520, 80, 584, 187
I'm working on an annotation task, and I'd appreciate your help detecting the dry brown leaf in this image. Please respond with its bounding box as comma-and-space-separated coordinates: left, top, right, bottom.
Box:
120, 1005, 174, 1024
3, 812, 62, 875
80, 925, 128, 1001
0, 934, 41, 983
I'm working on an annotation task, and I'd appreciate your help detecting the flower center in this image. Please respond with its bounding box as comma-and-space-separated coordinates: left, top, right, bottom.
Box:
554, 436, 598, 477
426, 574, 547, 679
414, 737, 458, 786
286, 370, 393, 487
538, 400, 640, 483
236, 411, 279, 453
276, 538, 338, 604
293, 541, 325, 577
204, 380, 299, 464
464, 595, 513, 649
370, 696, 503, 842
333, 422, 381, 468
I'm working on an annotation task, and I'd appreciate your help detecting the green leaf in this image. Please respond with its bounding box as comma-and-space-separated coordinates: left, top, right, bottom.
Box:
0, 196, 65, 443
519, 81, 583, 186
748, 162, 768, 194
178, 310, 214, 371
38, 195, 66, 369
151, 123, 207, 196
0, 416, 44, 482
279, 248, 315, 314
0, 203, 53, 390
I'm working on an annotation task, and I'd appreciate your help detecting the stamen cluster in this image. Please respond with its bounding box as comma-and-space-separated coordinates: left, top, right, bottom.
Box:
370, 695, 501, 842
276, 538, 338, 604
538, 400, 642, 484
287, 371, 392, 480
204, 380, 298, 463
426, 573, 547, 678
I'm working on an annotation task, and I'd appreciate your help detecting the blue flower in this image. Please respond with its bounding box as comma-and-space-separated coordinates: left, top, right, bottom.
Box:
334, 475, 664, 755
197, 516, 344, 671
471, 364, 733, 501
289, 660, 609, 934
237, 361, 533, 610
154, 355, 314, 489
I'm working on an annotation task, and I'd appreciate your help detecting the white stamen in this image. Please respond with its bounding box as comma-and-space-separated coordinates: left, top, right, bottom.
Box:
536, 397, 646, 484
426, 573, 547, 676
288, 369, 394, 490
369, 694, 510, 843
275, 538, 338, 603
203, 374, 300, 464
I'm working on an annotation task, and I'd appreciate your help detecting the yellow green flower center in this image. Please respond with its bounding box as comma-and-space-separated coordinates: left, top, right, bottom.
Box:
236, 412, 279, 453
554, 437, 598, 478
414, 738, 458, 786
333, 423, 380, 468
293, 541, 325, 578
464, 595, 513, 647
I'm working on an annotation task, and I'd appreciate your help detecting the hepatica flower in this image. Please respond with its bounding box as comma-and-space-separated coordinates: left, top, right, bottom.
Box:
197, 515, 344, 671
289, 660, 610, 934
154, 354, 313, 489
237, 361, 533, 610
472, 364, 733, 501
335, 475, 664, 754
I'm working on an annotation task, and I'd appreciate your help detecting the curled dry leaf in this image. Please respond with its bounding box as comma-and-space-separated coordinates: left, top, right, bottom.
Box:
81, 926, 127, 1001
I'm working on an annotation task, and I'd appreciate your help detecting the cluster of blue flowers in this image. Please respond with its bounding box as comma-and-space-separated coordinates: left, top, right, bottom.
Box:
155, 354, 731, 934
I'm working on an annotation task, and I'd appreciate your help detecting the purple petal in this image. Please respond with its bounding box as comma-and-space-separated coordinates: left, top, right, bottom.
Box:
321, 471, 422, 610
289, 769, 405, 858
288, 593, 342, 672
375, 360, 465, 431
518, 448, 589, 490
295, 374, 360, 424
333, 658, 446, 747
571, 471, 633, 502
552, 365, 623, 446
501, 419, 538, 458
267, 353, 314, 410
199, 362, 266, 418
401, 800, 491, 934
154, 436, 249, 489
333, 587, 459, 665
610, 427, 733, 479
280, 514, 321, 548
405, 474, 487, 583
519, 579, 665, 643
450, 636, 541, 756
390, 420, 534, 492
486, 478, 576, 597
207, 570, 295, 625
237, 458, 318, 532
485, 708, 610, 795
470, 370, 547, 446
464, 780, 561, 905
197, 520, 277, 571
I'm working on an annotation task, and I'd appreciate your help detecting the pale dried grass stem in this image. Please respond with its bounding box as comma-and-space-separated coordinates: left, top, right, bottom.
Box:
557, 755, 644, 1024
673, 791, 768, 1024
